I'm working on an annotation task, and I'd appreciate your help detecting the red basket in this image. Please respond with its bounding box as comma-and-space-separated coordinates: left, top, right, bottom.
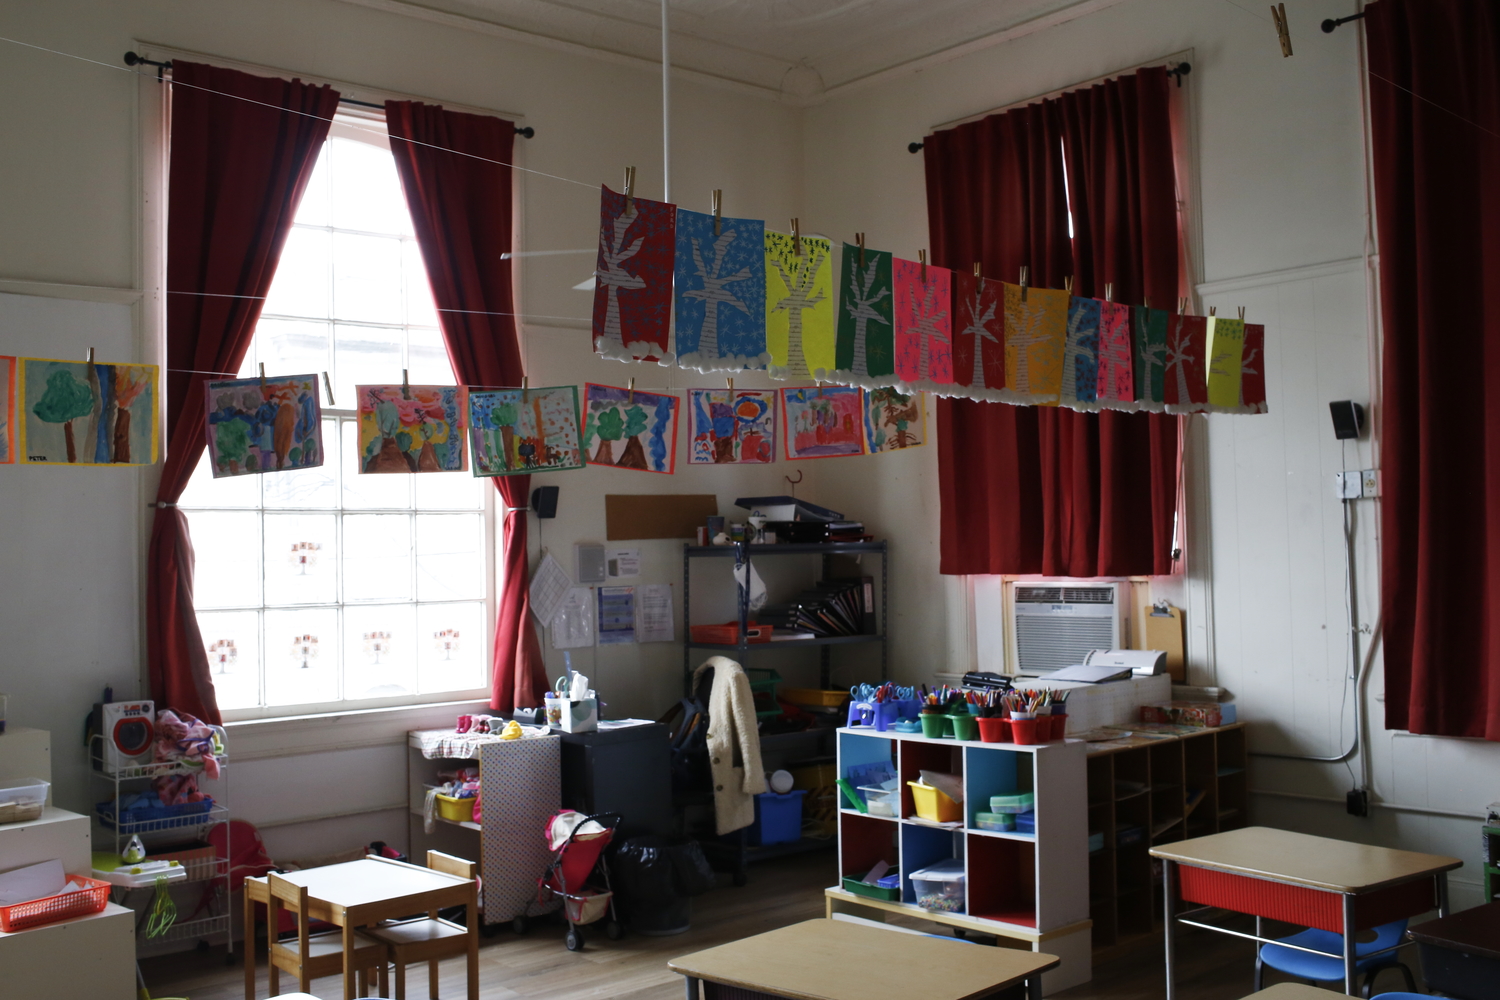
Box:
690, 621, 773, 645
0, 875, 111, 932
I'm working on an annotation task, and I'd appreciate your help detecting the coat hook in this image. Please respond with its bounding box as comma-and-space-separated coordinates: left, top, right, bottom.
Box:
712, 189, 722, 236
322, 372, 335, 407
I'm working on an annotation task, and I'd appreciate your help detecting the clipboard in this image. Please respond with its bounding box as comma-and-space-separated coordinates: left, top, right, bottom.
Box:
1145, 603, 1186, 682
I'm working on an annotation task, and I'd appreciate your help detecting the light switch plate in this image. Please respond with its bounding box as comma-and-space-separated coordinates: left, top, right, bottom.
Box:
1335, 471, 1362, 500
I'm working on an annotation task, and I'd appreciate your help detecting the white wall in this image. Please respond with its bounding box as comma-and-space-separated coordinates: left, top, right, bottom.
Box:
801, 0, 1500, 908
0, 0, 800, 858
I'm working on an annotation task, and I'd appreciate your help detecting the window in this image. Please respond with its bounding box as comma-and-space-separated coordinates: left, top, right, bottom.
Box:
179, 116, 494, 718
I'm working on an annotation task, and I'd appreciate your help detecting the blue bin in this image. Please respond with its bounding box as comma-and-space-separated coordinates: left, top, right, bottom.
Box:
749, 790, 808, 845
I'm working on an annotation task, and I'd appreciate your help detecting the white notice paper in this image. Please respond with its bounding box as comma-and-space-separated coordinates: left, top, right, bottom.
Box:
635, 583, 674, 643
529, 552, 573, 625
0, 859, 66, 906
607, 548, 641, 578
550, 587, 595, 650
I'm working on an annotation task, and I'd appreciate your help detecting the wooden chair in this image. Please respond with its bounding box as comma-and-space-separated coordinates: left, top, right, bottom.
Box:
363, 851, 477, 1000
266, 872, 388, 998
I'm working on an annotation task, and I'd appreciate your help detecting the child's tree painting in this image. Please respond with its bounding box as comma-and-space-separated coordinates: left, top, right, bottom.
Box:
1003, 285, 1068, 403
893, 258, 952, 385
356, 385, 467, 473
833, 244, 895, 383
1096, 300, 1135, 405
593, 186, 676, 364
673, 208, 767, 372
0, 356, 14, 465
864, 387, 924, 453
467, 385, 584, 477
688, 388, 775, 465
19, 357, 159, 466
204, 374, 322, 477
765, 231, 834, 380
1060, 296, 1101, 407
780, 386, 865, 460
582, 383, 679, 474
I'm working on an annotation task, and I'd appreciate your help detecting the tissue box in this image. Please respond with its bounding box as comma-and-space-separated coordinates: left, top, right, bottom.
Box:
551, 697, 597, 734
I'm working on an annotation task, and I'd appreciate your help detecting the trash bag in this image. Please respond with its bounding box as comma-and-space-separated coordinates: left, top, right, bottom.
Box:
612, 836, 715, 935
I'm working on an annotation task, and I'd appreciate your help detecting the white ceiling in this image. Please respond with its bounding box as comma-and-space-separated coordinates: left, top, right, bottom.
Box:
340, 0, 1123, 100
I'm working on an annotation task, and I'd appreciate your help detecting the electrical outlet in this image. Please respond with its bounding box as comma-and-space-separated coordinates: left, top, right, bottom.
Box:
1361, 469, 1379, 498
1335, 471, 1362, 500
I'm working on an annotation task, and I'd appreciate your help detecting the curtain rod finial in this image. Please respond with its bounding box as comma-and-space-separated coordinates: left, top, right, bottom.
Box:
908, 142, 924, 154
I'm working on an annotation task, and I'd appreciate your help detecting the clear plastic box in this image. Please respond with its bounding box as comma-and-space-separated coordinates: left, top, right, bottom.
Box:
973, 811, 1016, 831
0, 777, 49, 825
988, 791, 1035, 813
909, 858, 966, 913
858, 785, 898, 817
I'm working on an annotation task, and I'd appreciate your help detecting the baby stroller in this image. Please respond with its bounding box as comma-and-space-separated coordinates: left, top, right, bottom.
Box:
538, 810, 623, 951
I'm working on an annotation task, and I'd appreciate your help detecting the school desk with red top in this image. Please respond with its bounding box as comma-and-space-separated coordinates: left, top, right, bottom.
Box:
1150, 827, 1461, 998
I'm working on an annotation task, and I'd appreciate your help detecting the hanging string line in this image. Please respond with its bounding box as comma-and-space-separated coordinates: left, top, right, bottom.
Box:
162, 288, 590, 324
157, 366, 779, 394
0, 33, 597, 191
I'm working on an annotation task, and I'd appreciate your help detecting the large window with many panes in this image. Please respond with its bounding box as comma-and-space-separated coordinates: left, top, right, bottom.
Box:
178, 115, 493, 718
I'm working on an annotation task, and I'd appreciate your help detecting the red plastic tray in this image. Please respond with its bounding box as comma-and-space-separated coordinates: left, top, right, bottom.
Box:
0, 875, 111, 932
690, 621, 773, 645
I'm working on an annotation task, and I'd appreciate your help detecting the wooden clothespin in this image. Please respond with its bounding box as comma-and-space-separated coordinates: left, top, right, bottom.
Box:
791, 218, 802, 256
1177, 296, 1189, 315
1144, 297, 1151, 310
401, 368, 410, 400
624, 166, 636, 211
1104, 282, 1114, 303
1019, 266, 1029, 303
1271, 3, 1293, 58
1208, 306, 1217, 318
1238, 306, 1247, 321
322, 372, 335, 407
1063, 276, 1073, 295
628, 377, 635, 404
86, 347, 95, 364
856, 233, 866, 269
712, 189, 722, 236
259, 362, 267, 392
522, 375, 529, 402
814, 379, 823, 398
726, 376, 734, 397
973, 262, 983, 279
919, 249, 927, 283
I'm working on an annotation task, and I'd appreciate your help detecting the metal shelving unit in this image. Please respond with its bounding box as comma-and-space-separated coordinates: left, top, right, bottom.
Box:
682, 540, 889, 695
89, 734, 232, 959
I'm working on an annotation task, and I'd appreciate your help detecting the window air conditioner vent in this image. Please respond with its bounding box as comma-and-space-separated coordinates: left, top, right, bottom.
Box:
1061, 587, 1116, 604
1015, 586, 1064, 603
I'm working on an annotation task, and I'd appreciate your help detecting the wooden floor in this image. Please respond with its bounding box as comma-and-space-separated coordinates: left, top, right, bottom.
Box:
140, 851, 1396, 1000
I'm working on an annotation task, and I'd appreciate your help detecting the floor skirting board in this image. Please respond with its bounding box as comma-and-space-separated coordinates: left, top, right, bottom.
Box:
1251, 787, 1486, 822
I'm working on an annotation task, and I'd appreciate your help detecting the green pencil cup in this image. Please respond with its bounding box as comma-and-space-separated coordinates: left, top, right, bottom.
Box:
950, 714, 978, 741
919, 713, 948, 739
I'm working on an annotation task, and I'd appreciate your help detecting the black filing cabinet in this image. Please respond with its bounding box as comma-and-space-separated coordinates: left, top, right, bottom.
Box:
558, 723, 673, 840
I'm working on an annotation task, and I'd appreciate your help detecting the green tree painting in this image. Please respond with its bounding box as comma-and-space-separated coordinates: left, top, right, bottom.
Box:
33, 368, 95, 463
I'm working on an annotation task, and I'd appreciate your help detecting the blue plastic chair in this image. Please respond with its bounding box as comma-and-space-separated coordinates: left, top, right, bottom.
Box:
1369, 994, 1428, 999
1254, 919, 1418, 997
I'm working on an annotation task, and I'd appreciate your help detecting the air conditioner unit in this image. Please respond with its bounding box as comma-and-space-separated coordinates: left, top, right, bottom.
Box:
1009, 582, 1128, 675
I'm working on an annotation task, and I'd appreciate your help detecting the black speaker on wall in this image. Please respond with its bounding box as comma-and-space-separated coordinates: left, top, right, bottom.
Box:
531, 486, 559, 519
1329, 401, 1365, 440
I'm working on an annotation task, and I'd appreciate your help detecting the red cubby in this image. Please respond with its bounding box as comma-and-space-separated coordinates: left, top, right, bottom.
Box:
967, 833, 1036, 928
840, 812, 898, 879
897, 739, 962, 819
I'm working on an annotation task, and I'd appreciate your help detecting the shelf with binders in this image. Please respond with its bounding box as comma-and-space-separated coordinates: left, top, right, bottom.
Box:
682, 539, 887, 695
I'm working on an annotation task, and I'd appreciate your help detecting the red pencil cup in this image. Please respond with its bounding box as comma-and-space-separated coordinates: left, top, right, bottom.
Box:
976, 717, 1007, 743
1010, 717, 1042, 745
1050, 713, 1068, 740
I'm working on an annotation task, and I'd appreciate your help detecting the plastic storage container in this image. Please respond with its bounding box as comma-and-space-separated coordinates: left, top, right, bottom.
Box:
0, 875, 110, 932
858, 785, 898, 817
840, 870, 901, 901
973, 811, 1016, 832
909, 859, 966, 913
748, 790, 807, 845
907, 781, 963, 823
435, 793, 476, 824
0, 777, 48, 825
989, 792, 1035, 813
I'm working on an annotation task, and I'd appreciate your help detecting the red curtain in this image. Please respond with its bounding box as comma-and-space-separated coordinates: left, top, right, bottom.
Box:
927, 67, 1180, 577
386, 101, 548, 713
146, 63, 339, 724
1368, 0, 1500, 739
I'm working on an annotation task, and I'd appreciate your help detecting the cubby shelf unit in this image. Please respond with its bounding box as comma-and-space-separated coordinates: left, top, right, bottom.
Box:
825, 728, 1092, 994
1084, 722, 1248, 958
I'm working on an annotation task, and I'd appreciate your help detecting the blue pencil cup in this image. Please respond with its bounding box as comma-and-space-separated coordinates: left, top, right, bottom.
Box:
895, 698, 921, 722
873, 701, 902, 731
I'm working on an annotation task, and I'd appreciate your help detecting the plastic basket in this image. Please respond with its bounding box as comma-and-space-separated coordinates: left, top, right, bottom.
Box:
435, 793, 476, 824
690, 621, 773, 645
560, 888, 612, 925
781, 687, 848, 707
0, 876, 111, 932
907, 781, 962, 823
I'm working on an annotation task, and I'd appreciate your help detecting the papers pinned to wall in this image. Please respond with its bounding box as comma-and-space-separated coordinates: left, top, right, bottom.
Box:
549, 587, 595, 650
635, 583, 673, 643
597, 586, 637, 645
529, 552, 573, 626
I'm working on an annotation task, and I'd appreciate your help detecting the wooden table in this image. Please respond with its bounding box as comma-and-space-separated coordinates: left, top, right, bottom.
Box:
243, 856, 478, 1000
668, 918, 1058, 1000
1151, 827, 1461, 999
1404, 899, 1500, 999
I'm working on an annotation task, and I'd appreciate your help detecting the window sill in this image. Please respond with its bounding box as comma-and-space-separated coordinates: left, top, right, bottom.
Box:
225, 698, 489, 761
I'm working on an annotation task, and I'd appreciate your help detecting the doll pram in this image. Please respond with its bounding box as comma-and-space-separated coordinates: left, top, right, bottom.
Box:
537, 810, 623, 951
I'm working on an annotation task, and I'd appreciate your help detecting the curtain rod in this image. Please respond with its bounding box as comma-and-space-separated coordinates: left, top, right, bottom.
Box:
907, 60, 1190, 153
123, 52, 535, 138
